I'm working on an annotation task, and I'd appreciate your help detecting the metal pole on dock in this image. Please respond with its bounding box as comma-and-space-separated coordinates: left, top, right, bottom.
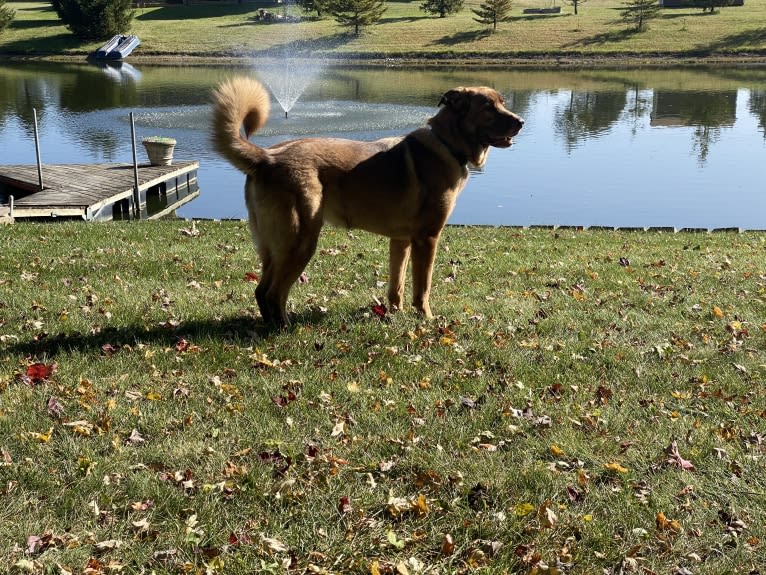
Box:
32, 109, 44, 191
130, 112, 140, 219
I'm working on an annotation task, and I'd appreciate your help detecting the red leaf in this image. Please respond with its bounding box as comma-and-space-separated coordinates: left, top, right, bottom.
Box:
244, 272, 260, 283
372, 304, 387, 318
26, 362, 56, 383
338, 496, 352, 514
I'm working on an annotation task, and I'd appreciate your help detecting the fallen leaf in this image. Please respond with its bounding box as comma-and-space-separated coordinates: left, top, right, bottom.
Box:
386, 530, 405, 549
262, 536, 288, 554
24, 362, 56, 384
126, 429, 146, 446
712, 305, 724, 318
550, 444, 565, 457
46, 396, 65, 418
93, 539, 122, 552
604, 462, 629, 474
656, 511, 682, 533
538, 500, 558, 529
513, 502, 535, 517
665, 440, 696, 471
338, 496, 352, 514
29, 427, 53, 443
372, 303, 387, 319
441, 534, 455, 556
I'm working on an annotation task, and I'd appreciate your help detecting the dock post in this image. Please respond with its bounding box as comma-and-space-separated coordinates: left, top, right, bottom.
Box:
33, 109, 44, 191
130, 112, 140, 219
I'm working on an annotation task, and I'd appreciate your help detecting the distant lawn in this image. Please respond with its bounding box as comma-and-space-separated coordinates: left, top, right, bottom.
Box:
0, 0, 765, 59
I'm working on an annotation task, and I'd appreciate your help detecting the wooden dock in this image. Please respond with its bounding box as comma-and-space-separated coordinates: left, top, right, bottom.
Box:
0, 161, 199, 221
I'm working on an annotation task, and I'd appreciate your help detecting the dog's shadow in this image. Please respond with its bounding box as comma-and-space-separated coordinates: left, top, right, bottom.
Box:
1, 311, 337, 359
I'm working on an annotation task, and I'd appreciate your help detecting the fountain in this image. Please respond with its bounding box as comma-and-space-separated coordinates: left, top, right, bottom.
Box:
256, 58, 326, 119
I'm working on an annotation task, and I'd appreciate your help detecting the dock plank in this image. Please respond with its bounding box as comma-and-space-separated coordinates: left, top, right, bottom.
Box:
0, 161, 199, 218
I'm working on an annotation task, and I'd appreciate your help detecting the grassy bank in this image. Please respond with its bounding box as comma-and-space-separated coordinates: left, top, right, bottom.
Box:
1, 221, 764, 574
1, 0, 765, 61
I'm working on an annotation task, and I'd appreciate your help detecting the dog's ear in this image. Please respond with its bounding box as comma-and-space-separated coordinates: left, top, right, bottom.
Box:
439, 88, 470, 114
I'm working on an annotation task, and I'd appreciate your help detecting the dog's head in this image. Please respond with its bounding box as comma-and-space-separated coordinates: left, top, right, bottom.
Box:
429, 86, 524, 167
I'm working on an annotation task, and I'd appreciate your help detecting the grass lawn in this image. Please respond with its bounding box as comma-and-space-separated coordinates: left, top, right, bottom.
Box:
1, 221, 764, 574
0, 0, 765, 59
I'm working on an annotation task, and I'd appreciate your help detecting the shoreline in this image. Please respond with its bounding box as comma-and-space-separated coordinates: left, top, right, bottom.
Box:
3, 50, 766, 68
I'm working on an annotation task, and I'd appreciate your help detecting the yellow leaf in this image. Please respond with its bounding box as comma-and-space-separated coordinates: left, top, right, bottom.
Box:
550, 444, 566, 457
413, 494, 429, 516
514, 502, 535, 516
571, 289, 586, 302
250, 349, 275, 368
603, 462, 628, 474
582, 514, 593, 522
712, 306, 724, 318
145, 391, 162, 401
63, 420, 94, 436
370, 561, 381, 575
29, 427, 53, 443
656, 511, 682, 533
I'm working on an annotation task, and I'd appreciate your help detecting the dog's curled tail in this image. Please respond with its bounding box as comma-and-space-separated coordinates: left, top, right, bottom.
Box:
211, 76, 271, 174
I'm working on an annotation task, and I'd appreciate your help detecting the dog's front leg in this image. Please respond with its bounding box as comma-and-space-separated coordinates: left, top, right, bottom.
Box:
387, 238, 411, 311
410, 235, 440, 319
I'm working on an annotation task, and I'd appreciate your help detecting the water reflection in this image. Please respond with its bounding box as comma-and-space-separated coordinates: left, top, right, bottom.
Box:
555, 91, 627, 152
751, 90, 766, 138
651, 91, 737, 164
1, 62, 765, 228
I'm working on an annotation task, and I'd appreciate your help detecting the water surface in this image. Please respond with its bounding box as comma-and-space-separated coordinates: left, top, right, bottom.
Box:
1, 62, 765, 228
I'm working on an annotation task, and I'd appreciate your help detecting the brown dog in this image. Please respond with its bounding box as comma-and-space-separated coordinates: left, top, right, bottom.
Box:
211, 76, 523, 325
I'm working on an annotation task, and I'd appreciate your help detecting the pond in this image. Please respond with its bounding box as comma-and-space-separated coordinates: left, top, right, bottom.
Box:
1, 61, 765, 229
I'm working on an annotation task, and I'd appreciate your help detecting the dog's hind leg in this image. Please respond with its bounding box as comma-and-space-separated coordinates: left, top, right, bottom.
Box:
255, 260, 278, 324
410, 234, 440, 319
387, 238, 411, 311
263, 221, 322, 326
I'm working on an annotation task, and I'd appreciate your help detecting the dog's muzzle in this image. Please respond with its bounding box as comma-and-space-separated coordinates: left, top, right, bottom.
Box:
489, 114, 524, 148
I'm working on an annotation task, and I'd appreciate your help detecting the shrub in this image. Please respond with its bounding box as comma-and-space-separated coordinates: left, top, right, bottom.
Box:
51, 0, 134, 40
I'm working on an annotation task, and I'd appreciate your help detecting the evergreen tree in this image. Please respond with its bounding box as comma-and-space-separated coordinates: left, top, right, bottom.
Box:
296, 0, 330, 18
420, 0, 464, 18
51, 0, 134, 40
327, 0, 386, 35
0, 0, 15, 34
472, 0, 512, 31
619, 0, 661, 32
